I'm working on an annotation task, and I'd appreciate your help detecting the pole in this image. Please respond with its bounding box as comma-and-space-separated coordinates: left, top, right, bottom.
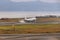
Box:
12, 24, 15, 32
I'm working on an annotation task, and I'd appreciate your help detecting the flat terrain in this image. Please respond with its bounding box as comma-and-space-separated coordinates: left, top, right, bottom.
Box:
0, 24, 60, 34
0, 17, 60, 23
0, 33, 60, 40
36, 17, 60, 23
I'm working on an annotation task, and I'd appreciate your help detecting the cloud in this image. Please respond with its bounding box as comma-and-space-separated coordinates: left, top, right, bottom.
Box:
10, 0, 60, 3
40, 0, 60, 3
10, 0, 36, 2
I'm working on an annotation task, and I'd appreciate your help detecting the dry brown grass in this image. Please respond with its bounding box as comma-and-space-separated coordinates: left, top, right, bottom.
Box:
0, 24, 59, 34
36, 18, 60, 22
0, 18, 23, 22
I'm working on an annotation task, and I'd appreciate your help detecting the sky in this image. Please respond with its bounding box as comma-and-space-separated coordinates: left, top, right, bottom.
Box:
10, 0, 60, 3
0, 0, 60, 11
0, 12, 60, 18
0, 0, 60, 18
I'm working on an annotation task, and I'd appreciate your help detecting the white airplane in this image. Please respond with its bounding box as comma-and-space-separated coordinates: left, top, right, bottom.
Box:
24, 17, 36, 21
19, 17, 36, 23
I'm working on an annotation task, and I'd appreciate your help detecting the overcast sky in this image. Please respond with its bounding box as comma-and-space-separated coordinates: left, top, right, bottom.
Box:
0, 0, 60, 11
10, 0, 60, 3
0, 0, 60, 18
0, 12, 60, 18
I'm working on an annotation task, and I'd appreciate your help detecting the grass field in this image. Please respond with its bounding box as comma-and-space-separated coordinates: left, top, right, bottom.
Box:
36, 18, 60, 22
0, 24, 60, 34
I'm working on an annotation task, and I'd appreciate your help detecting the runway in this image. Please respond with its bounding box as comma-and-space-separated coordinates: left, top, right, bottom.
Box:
0, 22, 59, 25
0, 33, 60, 40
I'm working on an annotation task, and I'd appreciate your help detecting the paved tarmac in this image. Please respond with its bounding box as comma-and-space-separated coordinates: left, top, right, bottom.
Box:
0, 22, 60, 25
0, 33, 60, 40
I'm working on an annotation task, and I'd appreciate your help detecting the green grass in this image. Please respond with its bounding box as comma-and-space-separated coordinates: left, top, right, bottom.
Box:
0, 24, 60, 34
